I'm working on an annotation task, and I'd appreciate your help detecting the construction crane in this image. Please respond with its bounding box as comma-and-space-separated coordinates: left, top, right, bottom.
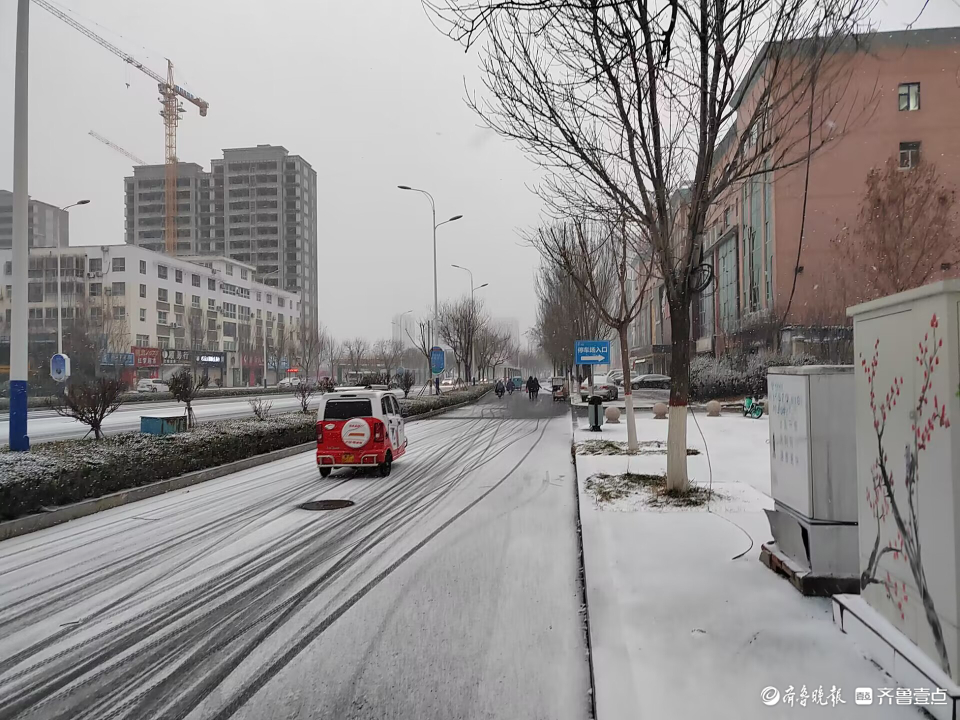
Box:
33, 0, 209, 255
88, 130, 147, 166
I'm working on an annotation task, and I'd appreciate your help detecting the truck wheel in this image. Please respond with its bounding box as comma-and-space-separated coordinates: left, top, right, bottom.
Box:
378, 452, 393, 478
319, 467, 332, 478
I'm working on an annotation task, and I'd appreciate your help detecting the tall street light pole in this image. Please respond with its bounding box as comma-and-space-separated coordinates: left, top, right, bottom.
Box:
451, 264, 488, 383
398, 185, 462, 394
56, 200, 90, 355
10, 0, 30, 451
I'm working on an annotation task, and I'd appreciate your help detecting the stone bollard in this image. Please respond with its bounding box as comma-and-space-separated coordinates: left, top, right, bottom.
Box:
604, 406, 621, 424
653, 402, 668, 419
706, 400, 721, 417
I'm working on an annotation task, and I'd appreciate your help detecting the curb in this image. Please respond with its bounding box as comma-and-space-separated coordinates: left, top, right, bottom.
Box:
0, 393, 490, 543
569, 406, 599, 720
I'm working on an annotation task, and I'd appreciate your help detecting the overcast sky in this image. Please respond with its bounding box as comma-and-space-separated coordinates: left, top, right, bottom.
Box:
1, 0, 957, 341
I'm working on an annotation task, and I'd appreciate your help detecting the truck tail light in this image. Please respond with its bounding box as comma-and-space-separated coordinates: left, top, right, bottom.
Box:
373, 421, 384, 444
316, 423, 323, 443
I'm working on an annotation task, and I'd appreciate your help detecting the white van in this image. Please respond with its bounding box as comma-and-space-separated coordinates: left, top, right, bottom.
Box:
137, 378, 170, 393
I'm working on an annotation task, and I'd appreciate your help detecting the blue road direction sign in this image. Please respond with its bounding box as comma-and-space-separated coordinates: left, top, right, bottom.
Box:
430, 346, 445, 375
575, 340, 611, 365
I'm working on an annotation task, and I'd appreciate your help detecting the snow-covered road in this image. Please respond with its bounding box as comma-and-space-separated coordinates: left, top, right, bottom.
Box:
0, 394, 308, 445
0, 394, 589, 719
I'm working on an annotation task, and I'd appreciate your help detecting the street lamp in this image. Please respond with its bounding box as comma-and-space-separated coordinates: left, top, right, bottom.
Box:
451, 264, 489, 382
55, 200, 90, 355
398, 185, 462, 394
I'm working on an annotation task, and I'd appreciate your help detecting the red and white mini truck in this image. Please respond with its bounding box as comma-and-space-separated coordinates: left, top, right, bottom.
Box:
315, 389, 407, 477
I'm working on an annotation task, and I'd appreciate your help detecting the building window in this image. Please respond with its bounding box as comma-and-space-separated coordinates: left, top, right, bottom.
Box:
158, 336, 170, 349
241, 268, 248, 280
226, 263, 234, 276
158, 310, 168, 325
266, 293, 272, 305
88, 258, 102, 273
718, 236, 739, 332
139, 260, 147, 275
208, 298, 216, 310
192, 294, 201, 308
175, 291, 184, 305
174, 269, 182, 283
278, 297, 285, 308
112, 257, 125, 272
208, 278, 216, 291
222, 302, 237, 319
208, 317, 217, 331
158, 288, 168, 302
192, 273, 201, 287
136, 333, 150, 346
898, 82, 920, 111
111, 281, 125, 296
89, 283, 102, 297
139, 283, 147, 298
158, 264, 168, 279
140, 308, 147, 322
115, 306, 126, 319
899, 141, 921, 169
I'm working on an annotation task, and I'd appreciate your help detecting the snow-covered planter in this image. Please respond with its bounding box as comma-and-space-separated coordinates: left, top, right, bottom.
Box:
0, 385, 297, 412
0, 413, 316, 521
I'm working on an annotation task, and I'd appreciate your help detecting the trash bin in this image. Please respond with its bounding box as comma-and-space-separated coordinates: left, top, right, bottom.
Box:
141, 415, 187, 435
587, 395, 604, 432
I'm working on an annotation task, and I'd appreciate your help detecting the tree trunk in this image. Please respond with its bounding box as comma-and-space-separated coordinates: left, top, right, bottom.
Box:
667, 298, 691, 492
618, 324, 638, 452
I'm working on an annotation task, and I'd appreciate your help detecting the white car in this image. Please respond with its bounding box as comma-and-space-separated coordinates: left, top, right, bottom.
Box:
137, 378, 169, 393
580, 375, 619, 402
277, 376, 304, 389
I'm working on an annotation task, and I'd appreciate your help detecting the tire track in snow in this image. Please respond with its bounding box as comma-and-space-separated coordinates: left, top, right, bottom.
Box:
0, 406, 556, 720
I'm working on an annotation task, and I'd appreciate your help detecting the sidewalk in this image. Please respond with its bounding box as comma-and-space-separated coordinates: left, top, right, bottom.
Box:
574, 411, 924, 719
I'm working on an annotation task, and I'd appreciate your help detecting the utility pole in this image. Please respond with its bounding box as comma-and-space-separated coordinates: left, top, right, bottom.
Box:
10, 0, 30, 451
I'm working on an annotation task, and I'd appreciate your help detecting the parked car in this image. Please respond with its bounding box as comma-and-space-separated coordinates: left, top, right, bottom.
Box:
580, 375, 619, 402
137, 378, 169, 393
315, 389, 407, 478
606, 369, 624, 386
631, 374, 671, 390
277, 376, 304, 389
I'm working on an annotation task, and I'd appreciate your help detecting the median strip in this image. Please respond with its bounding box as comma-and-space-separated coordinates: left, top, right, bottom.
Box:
0, 385, 490, 541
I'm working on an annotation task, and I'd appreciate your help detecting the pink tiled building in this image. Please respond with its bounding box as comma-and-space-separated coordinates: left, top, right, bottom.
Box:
632, 27, 960, 371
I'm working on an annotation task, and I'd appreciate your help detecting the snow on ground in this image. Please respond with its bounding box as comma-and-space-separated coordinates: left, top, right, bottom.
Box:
575, 410, 924, 719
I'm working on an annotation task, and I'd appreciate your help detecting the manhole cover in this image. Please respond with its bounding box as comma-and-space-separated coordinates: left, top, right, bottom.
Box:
298, 499, 355, 511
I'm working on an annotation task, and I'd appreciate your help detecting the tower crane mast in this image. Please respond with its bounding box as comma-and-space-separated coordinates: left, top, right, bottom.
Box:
33, 0, 209, 255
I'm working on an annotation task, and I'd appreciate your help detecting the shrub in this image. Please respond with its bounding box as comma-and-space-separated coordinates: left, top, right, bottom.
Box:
399, 385, 490, 417
0, 413, 316, 521
689, 352, 817, 401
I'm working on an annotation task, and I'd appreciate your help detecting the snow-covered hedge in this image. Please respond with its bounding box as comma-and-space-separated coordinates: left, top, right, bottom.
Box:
689, 352, 817, 401
0, 413, 316, 521
400, 385, 490, 417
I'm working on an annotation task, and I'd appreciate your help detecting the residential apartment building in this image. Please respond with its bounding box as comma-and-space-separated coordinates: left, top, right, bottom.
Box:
632, 26, 960, 369
0, 190, 70, 249
391, 312, 417, 348
124, 144, 319, 332
0, 243, 302, 387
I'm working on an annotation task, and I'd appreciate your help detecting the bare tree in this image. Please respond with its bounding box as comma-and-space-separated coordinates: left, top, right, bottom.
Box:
428, 0, 873, 489
168, 367, 209, 429
531, 217, 655, 451
299, 319, 323, 383
372, 338, 391, 375
322, 337, 345, 382
268, 325, 293, 385
344, 337, 369, 377
475, 323, 513, 380
49, 378, 125, 440
407, 318, 439, 394
249, 396, 274, 420
533, 258, 613, 376
833, 158, 957, 303
438, 296, 487, 381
